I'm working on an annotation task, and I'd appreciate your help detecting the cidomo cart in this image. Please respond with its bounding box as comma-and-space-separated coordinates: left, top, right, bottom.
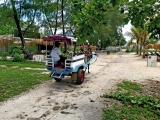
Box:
43, 35, 98, 84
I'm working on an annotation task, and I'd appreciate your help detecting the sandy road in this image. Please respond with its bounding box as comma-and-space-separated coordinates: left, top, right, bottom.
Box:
0, 51, 160, 120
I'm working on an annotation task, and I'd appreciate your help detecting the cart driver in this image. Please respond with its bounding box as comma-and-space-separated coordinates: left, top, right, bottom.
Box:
51, 41, 67, 67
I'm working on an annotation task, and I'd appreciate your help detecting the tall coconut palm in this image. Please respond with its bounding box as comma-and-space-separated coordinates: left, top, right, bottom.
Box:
125, 27, 141, 54
125, 27, 149, 56
140, 30, 149, 58
127, 38, 136, 47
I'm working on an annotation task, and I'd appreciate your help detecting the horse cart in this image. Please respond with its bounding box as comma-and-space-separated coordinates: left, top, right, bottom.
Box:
43, 35, 98, 84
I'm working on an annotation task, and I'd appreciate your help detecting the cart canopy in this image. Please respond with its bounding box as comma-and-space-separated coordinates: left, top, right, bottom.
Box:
42, 35, 72, 44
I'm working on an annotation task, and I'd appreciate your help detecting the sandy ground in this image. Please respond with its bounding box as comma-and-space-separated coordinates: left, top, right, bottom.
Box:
0, 51, 160, 120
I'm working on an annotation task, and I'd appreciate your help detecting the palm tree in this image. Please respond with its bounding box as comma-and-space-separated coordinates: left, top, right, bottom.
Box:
127, 38, 136, 46
125, 27, 149, 56
126, 38, 136, 51
125, 27, 141, 54
141, 30, 149, 58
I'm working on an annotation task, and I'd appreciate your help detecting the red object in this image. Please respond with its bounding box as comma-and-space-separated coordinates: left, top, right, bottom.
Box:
42, 35, 71, 44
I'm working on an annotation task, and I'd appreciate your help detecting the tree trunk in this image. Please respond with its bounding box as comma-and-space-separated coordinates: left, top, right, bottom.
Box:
139, 40, 142, 56
62, 0, 64, 35
142, 37, 146, 58
61, 0, 67, 53
54, 0, 59, 35
136, 40, 139, 54
10, 0, 32, 59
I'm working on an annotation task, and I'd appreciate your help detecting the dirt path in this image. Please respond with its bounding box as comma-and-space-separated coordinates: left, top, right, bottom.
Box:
0, 51, 160, 120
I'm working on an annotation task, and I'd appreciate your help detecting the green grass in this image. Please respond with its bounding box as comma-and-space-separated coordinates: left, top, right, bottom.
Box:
117, 80, 142, 92
103, 105, 159, 120
103, 80, 160, 120
0, 63, 51, 102
145, 49, 158, 52
0, 60, 45, 68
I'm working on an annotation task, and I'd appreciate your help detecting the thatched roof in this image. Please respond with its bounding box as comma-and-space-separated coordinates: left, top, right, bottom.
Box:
14, 39, 65, 46
145, 43, 160, 50
0, 34, 13, 40
0, 39, 14, 47
80, 45, 97, 50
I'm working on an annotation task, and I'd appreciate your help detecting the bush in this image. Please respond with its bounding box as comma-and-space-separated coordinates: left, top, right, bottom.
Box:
126, 49, 130, 53
11, 53, 25, 62
11, 47, 25, 62
8, 44, 20, 54
26, 43, 38, 54
131, 49, 136, 52
0, 52, 8, 61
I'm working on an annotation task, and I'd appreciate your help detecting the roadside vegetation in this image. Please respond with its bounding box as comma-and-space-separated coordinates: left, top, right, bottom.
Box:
0, 61, 45, 68
0, 62, 51, 102
126, 48, 159, 53
126, 48, 136, 53
103, 80, 160, 120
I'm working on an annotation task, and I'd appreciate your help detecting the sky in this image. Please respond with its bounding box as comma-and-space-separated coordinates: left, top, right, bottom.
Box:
0, 0, 4, 4
122, 21, 132, 41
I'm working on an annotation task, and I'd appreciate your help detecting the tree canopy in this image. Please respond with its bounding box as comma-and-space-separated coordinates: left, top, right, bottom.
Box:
0, 0, 127, 50
122, 0, 160, 40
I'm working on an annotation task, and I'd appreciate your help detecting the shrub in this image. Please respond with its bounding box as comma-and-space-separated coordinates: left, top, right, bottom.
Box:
8, 44, 20, 54
10, 47, 25, 62
11, 53, 25, 62
103, 81, 160, 119
26, 43, 38, 54
131, 49, 136, 52
126, 49, 130, 53
0, 52, 8, 61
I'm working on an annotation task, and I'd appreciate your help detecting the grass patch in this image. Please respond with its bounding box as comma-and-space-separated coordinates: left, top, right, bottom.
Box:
117, 80, 142, 92
145, 49, 158, 52
0, 60, 45, 68
103, 105, 159, 120
103, 80, 160, 120
0, 65, 50, 102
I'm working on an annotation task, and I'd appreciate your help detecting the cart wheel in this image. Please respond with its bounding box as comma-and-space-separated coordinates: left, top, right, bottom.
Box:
77, 69, 85, 84
54, 78, 61, 82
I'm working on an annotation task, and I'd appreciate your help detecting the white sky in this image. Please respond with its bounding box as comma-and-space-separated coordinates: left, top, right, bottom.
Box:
122, 21, 132, 41
0, 0, 4, 4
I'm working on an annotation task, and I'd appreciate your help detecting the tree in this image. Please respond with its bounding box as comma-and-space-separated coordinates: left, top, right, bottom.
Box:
69, 0, 126, 48
146, 38, 159, 45
127, 39, 136, 47
1, 0, 127, 55
69, 0, 112, 43
125, 27, 149, 56
0, 0, 48, 59
9, 0, 41, 59
122, 0, 160, 40
40, 0, 60, 35
140, 30, 149, 58
0, 4, 15, 35
10, 0, 29, 58
125, 27, 141, 54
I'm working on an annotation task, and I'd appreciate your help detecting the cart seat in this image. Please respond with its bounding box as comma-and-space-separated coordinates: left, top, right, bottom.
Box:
54, 65, 63, 68
54, 61, 63, 68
